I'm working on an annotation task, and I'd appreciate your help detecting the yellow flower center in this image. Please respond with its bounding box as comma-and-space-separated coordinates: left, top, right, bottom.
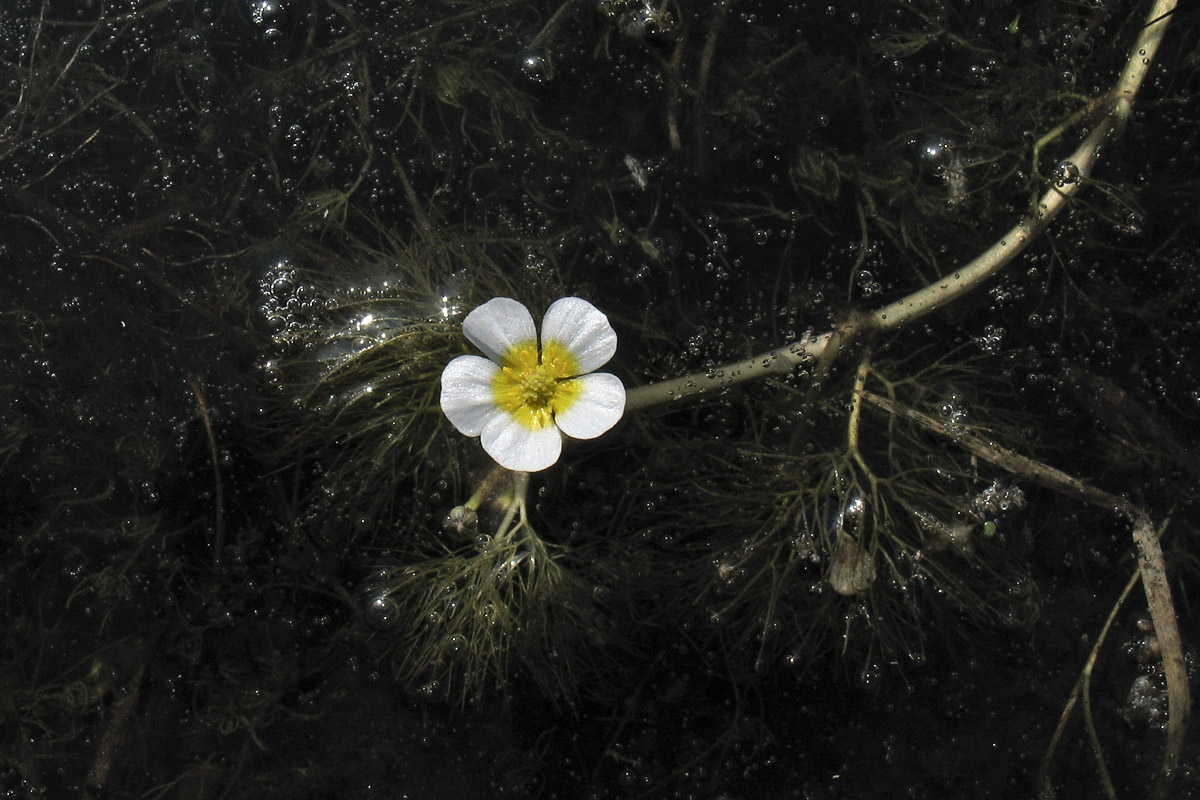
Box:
492, 339, 582, 430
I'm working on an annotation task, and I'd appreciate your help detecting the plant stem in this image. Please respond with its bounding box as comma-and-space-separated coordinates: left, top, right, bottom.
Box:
846, 355, 874, 483
859, 388, 1190, 797
625, 0, 1177, 413
464, 464, 509, 511
625, 331, 833, 411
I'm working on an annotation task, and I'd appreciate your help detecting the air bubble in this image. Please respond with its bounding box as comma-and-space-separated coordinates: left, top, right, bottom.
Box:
517, 50, 551, 84
364, 594, 400, 631
1053, 161, 1080, 186
856, 661, 881, 690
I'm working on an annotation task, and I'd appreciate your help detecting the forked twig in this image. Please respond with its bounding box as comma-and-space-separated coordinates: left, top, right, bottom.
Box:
858, 389, 1190, 798
1038, 570, 1139, 800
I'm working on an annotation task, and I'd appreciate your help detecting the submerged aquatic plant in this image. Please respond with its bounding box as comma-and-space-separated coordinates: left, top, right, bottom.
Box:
249, 2, 1190, 790
362, 469, 616, 706
257, 220, 573, 544
5, 0, 1195, 796
610, 351, 1039, 683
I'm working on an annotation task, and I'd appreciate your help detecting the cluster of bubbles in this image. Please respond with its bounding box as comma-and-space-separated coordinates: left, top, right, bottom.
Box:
974, 323, 1007, 355
259, 258, 332, 350
240, 0, 295, 51
967, 478, 1026, 520
597, 0, 677, 45
856, 269, 884, 299
937, 389, 970, 435
517, 0, 679, 87
1118, 614, 1180, 731
257, 254, 464, 397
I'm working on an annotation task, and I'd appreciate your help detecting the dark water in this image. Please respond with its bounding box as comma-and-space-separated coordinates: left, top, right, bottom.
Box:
2, 1, 1197, 797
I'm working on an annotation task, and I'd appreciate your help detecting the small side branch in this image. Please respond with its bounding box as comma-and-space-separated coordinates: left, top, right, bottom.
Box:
1129, 509, 1191, 798
857, 390, 1123, 510
187, 375, 225, 567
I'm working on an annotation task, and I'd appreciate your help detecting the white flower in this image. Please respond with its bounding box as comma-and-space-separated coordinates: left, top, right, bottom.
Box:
440, 297, 626, 472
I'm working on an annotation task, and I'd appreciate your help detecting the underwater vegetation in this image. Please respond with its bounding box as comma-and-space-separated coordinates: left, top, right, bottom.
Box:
1, 0, 1198, 797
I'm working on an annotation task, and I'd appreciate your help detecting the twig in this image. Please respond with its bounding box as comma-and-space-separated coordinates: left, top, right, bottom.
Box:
857, 390, 1124, 510
187, 375, 225, 566
858, 389, 1190, 798
1129, 509, 1190, 800
1038, 570, 1142, 800
84, 660, 147, 798
688, 0, 729, 168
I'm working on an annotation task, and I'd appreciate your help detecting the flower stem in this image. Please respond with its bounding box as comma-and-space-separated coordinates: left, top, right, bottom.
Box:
492, 471, 530, 540
464, 465, 510, 512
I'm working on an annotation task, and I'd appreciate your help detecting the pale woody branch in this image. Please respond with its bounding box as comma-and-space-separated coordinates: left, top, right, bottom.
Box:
626, 0, 1178, 413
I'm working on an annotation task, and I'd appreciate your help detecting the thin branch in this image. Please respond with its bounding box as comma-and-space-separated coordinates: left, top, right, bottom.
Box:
857, 390, 1124, 510
1038, 570, 1138, 800
858, 389, 1190, 798
1130, 509, 1190, 799
84, 660, 146, 798
187, 375, 225, 567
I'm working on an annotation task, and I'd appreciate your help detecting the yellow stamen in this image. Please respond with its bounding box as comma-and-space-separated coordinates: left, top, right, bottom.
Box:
492, 339, 582, 430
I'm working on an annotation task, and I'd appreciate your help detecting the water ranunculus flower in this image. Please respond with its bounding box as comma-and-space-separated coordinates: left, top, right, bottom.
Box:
440, 297, 626, 472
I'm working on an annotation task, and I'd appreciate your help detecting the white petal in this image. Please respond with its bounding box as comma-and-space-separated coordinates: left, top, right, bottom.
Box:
462, 297, 536, 363
554, 372, 626, 440
440, 355, 502, 436
540, 296, 617, 374
481, 415, 563, 472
